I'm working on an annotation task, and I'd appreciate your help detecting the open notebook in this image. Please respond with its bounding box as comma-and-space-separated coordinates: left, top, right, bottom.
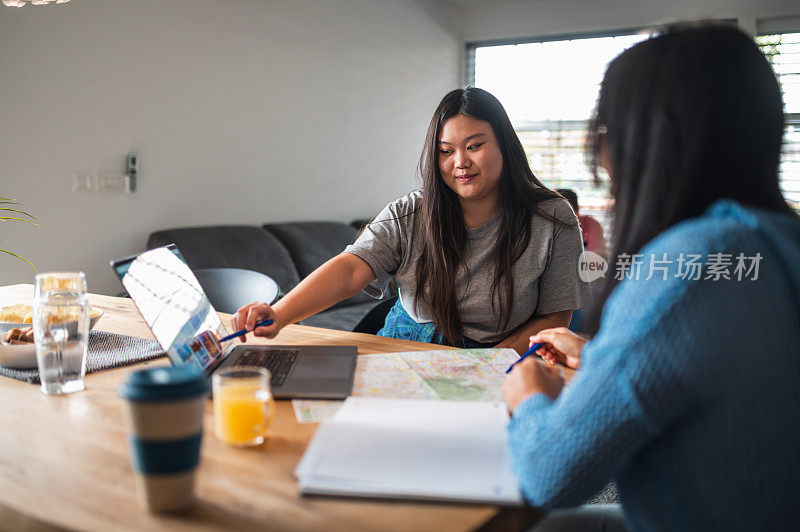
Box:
295, 397, 523, 505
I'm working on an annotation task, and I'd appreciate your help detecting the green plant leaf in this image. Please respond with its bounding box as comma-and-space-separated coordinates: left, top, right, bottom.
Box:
0, 217, 39, 225
0, 208, 40, 223
0, 196, 38, 269
0, 249, 37, 271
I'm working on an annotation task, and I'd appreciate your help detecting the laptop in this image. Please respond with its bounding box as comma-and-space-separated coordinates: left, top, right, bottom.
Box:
110, 244, 357, 399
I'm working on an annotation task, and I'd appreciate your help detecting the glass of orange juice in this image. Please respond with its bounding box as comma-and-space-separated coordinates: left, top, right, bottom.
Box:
212, 367, 275, 447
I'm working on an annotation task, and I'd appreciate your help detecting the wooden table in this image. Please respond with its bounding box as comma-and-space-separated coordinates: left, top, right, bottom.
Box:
0, 284, 542, 531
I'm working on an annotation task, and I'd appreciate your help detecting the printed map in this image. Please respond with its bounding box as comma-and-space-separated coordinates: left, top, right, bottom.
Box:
292, 348, 519, 423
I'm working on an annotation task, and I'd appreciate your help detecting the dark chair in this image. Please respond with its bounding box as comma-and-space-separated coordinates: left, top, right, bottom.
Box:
568, 308, 584, 333
351, 296, 398, 335
194, 268, 279, 314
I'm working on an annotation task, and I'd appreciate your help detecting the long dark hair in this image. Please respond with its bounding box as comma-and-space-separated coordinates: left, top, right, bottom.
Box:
585, 22, 793, 332
415, 87, 566, 344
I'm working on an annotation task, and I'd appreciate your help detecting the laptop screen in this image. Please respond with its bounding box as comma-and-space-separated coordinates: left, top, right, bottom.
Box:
112, 245, 232, 372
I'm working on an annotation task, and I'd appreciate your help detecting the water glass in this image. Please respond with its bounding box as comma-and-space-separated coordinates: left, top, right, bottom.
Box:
213, 367, 276, 447
33, 272, 89, 395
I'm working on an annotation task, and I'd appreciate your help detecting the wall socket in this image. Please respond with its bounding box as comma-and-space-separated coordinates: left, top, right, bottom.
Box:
98, 174, 130, 193
71, 153, 139, 194
71, 171, 95, 193
71, 172, 130, 193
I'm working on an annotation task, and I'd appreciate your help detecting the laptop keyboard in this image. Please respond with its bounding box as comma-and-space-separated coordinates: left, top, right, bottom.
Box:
234, 348, 300, 387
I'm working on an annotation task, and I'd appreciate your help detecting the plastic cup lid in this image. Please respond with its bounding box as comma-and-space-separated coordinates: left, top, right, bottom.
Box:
119, 366, 209, 402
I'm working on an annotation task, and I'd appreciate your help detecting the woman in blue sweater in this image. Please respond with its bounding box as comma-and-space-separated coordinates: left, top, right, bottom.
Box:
502, 23, 800, 530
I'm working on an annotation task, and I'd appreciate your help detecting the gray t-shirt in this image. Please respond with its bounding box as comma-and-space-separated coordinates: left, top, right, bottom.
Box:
344, 190, 589, 343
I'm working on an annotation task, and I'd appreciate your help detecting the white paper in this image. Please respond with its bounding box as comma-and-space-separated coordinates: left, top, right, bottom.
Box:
291, 399, 343, 423
295, 397, 522, 505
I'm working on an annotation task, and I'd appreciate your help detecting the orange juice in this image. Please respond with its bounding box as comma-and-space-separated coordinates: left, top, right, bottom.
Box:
213, 381, 275, 446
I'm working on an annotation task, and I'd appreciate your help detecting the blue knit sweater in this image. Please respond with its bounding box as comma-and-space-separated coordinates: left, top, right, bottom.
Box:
508, 200, 800, 530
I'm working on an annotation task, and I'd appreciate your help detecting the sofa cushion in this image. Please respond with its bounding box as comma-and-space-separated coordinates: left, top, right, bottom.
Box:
262, 222, 376, 308
300, 300, 385, 332
147, 226, 301, 296
262, 222, 358, 277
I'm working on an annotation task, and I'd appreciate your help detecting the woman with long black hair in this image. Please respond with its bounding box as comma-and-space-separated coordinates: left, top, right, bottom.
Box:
233, 88, 588, 353
503, 23, 800, 530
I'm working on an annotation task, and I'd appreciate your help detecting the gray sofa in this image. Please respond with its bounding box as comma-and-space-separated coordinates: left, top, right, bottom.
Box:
147, 221, 389, 331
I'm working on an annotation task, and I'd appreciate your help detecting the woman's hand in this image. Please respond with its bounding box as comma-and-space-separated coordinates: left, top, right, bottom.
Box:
502, 357, 565, 413
231, 301, 283, 341
530, 327, 587, 370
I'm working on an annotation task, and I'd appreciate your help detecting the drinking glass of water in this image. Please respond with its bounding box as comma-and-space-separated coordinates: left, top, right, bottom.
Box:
33, 272, 89, 395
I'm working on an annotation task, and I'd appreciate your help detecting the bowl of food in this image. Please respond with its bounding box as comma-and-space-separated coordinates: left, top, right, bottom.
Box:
0, 304, 104, 369
0, 327, 37, 369
0, 304, 104, 330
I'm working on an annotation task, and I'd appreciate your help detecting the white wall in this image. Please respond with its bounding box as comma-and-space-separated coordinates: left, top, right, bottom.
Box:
454, 0, 800, 43
4, 0, 800, 296
0, 0, 459, 294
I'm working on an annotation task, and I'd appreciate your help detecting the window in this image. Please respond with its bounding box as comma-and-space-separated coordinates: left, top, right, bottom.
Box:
469, 27, 800, 227
469, 32, 648, 228
757, 32, 800, 210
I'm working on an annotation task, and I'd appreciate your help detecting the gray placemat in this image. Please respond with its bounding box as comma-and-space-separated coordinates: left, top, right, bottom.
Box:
0, 330, 165, 384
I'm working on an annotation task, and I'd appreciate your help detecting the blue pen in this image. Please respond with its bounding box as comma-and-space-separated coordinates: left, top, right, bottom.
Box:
505, 342, 544, 374
219, 318, 274, 343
